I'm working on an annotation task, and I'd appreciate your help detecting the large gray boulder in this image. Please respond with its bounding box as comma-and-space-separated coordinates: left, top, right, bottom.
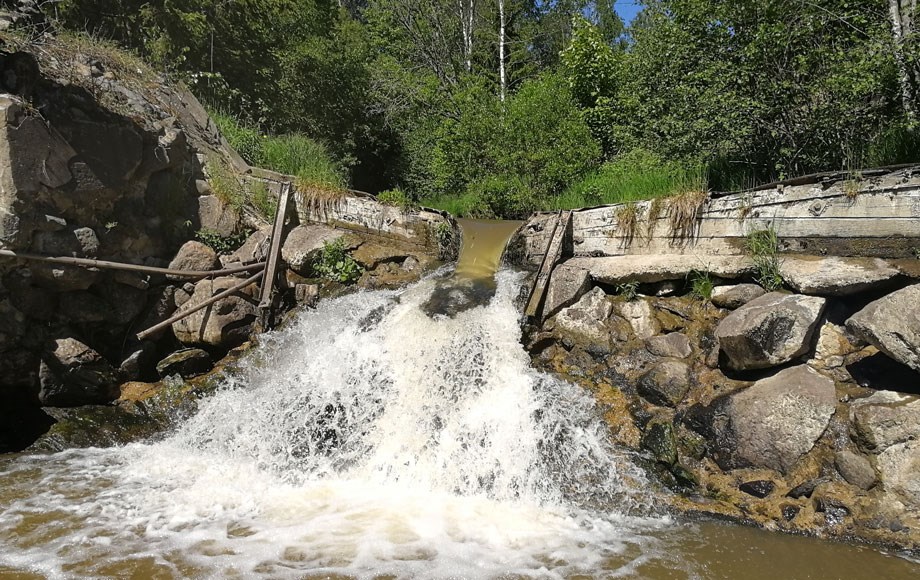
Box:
846, 284, 920, 372
172, 276, 260, 347
197, 194, 239, 237
780, 256, 901, 296
728, 365, 836, 473
281, 224, 344, 275
849, 391, 920, 453
716, 292, 826, 370
542, 264, 591, 320
38, 338, 119, 407
167, 240, 219, 279
550, 287, 614, 352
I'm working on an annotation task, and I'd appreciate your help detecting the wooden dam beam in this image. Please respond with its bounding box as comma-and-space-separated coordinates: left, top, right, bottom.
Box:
259, 181, 292, 308
0, 249, 266, 279
524, 210, 571, 319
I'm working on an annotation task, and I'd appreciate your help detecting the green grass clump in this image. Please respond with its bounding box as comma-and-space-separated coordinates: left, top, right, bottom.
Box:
550, 149, 707, 210
196, 228, 249, 254
377, 188, 414, 210
746, 227, 784, 291
211, 110, 345, 189
687, 270, 714, 300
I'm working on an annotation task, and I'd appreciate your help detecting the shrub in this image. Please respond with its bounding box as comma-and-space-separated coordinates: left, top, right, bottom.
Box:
195, 228, 248, 254
313, 238, 362, 284
687, 270, 714, 300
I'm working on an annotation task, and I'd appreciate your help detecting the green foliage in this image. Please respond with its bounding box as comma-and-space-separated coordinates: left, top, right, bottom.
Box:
687, 270, 714, 300
248, 181, 278, 220
377, 188, 413, 209
206, 157, 246, 211
433, 221, 459, 260
313, 238, 363, 284
551, 149, 706, 209
615, 280, 640, 302
746, 227, 784, 291
195, 228, 248, 254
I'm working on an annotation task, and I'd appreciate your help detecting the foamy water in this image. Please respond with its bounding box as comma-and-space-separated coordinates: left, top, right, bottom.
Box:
0, 271, 672, 579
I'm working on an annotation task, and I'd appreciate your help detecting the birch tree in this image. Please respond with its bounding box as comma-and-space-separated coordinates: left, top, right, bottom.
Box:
498, 0, 506, 100
889, 0, 919, 122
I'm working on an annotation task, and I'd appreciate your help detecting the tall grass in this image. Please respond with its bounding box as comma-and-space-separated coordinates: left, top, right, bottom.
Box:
211, 110, 345, 188
550, 149, 707, 210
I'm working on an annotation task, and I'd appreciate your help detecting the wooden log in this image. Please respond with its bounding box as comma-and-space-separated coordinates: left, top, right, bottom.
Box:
0, 249, 265, 279
135, 269, 265, 341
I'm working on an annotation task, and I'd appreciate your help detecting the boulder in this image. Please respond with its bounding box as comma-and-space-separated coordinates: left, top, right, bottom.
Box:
38, 337, 119, 406
550, 287, 614, 353
849, 391, 920, 453
351, 242, 409, 270
617, 299, 659, 340
716, 292, 826, 370
876, 440, 920, 508
281, 224, 343, 275
710, 284, 766, 309
28, 263, 98, 291
172, 276, 259, 347
637, 359, 691, 407
727, 365, 836, 473
835, 450, 876, 490
31, 226, 100, 256
167, 240, 219, 279
646, 332, 692, 359
542, 264, 591, 320
0, 298, 26, 351
223, 226, 271, 266
119, 342, 158, 382
780, 256, 901, 296
846, 284, 920, 372
197, 194, 239, 237
156, 348, 213, 378
4, 271, 57, 320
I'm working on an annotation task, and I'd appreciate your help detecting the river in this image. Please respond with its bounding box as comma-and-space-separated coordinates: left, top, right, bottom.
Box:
1, 221, 918, 579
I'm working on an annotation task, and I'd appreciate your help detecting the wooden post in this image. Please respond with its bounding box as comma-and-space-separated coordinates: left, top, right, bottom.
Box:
524, 210, 571, 319
259, 181, 292, 309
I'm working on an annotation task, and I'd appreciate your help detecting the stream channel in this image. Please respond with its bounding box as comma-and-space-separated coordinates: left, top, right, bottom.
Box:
1, 220, 919, 579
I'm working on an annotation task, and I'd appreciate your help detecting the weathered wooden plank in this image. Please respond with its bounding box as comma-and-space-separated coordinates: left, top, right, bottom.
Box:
259, 181, 291, 308
525, 211, 571, 318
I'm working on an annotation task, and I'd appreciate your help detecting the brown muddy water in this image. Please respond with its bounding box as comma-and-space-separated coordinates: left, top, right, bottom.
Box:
1, 221, 918, 579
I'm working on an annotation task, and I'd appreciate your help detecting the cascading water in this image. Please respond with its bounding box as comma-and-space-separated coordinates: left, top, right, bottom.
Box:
3, 221, 920, 579
0, 269, 669, 579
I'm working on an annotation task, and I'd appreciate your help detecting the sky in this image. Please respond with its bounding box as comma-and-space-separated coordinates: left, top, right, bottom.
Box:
614, 0, 642, 25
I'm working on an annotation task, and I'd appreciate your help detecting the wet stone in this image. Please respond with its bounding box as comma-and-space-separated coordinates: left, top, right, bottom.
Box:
739, 480, 776, 498
782, 504, 801, 521
787, 478, 829, 499
155, 348, 213, 379
641, 420, 678, 466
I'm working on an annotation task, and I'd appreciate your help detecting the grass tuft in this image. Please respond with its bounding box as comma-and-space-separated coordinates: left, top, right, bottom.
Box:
614, 202, 642, 246
667, 189, 708, 241
746, 227, 784, 291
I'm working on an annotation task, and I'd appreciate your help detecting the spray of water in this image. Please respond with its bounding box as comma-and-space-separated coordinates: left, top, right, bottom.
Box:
0, 271, 670, 579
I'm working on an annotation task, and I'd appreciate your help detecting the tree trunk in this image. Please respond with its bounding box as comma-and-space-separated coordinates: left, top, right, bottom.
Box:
890, 0, 918, 122
460, 0, 474, 72
498, 0, 506, 101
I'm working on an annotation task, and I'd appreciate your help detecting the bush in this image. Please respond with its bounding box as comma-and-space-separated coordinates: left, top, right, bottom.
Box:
195, 228, 249, 254
313, 238, 362, 284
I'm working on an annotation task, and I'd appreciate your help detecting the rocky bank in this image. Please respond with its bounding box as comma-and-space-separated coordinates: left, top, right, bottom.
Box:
516, 183, 920, 552
0, 23, 454, 452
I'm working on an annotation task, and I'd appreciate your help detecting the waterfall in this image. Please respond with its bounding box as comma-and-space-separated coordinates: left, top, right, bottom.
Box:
0, 234, 670, 578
